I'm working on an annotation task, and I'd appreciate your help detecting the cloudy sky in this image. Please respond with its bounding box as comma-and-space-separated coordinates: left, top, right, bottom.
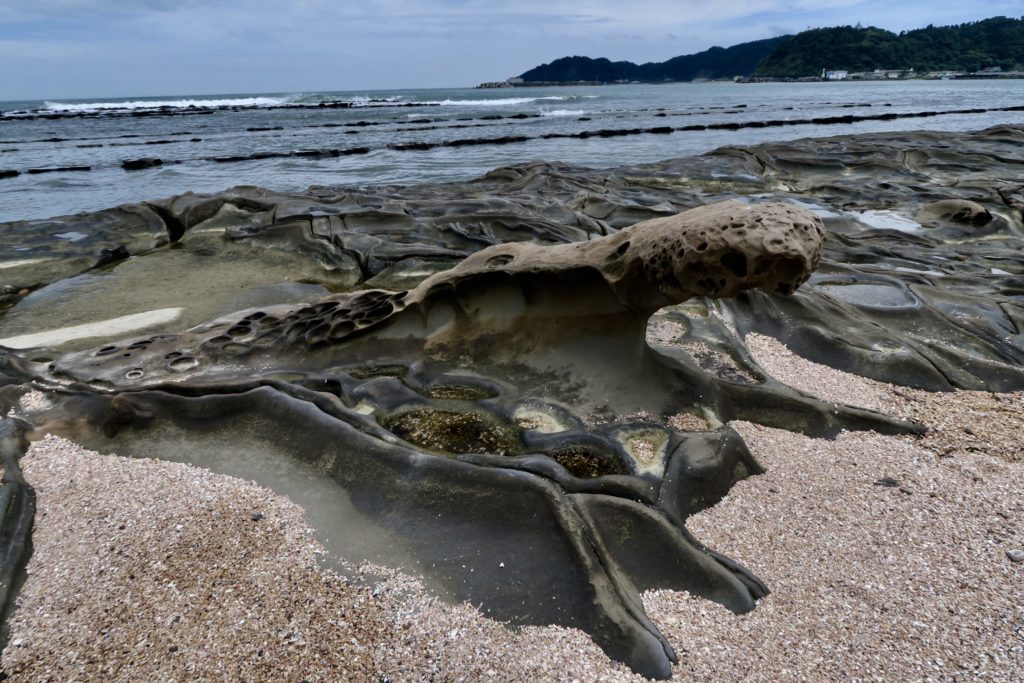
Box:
1, 0, 1018, 100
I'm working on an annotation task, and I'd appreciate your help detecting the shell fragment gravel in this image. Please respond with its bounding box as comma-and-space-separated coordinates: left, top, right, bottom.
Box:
2, 333, 1023, 681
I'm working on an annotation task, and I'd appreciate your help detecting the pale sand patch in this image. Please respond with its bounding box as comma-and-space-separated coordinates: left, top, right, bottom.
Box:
3, 335, 1023, 681
666, 412, 709, 432
745, 332, 898, 413
17, 391, 52, 414
646, 423, 1023, 681
0, 259, 52, 271
3, 435, 638, 683
747, 332, 1024, 463
0, 308, 183, 350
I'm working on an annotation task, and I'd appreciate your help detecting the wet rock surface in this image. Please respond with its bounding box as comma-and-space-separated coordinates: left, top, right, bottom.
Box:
0, 125, 1022, 678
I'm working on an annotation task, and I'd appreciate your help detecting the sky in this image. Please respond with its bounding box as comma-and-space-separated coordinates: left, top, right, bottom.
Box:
0, 0, 1019, 100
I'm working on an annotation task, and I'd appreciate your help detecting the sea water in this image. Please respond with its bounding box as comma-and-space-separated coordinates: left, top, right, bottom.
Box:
1, 80, 1023, 222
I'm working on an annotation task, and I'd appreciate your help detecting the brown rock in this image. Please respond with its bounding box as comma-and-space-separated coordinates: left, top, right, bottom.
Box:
916, 199, 993, 227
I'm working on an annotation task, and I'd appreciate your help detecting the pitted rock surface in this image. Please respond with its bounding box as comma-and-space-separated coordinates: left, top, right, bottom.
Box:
40, 200, 822, 393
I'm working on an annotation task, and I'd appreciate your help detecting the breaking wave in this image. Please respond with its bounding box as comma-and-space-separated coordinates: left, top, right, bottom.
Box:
540, 109, 586, 117
430, 96, 571, 106
43, 96, 296, 113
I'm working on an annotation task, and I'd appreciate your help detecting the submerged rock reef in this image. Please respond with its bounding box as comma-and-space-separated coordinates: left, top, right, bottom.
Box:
1, 125, 1022, 678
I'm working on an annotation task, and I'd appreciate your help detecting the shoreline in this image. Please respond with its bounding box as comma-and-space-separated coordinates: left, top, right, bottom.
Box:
3, 102, 1023, 182
478, 74, 1024, 88
0, 120, 1022, 679
2, 335, 1021, 681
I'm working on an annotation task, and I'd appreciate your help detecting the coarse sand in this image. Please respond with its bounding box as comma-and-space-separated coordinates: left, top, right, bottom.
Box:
2, 334, 1022, 682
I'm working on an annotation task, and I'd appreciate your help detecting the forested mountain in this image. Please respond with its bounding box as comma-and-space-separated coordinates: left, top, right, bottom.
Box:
518, 37, 791, 83
754, 16, 1024, 77
515, 16, 1024, 84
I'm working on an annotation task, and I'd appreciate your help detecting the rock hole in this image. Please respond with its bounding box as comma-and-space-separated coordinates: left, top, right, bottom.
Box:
221, 342, 250, 355
421, 385, 499, 401
314, 301, 339, 314
365, 301, 395, 320
304, 322, 331, 344
329, 321, 355, 339
381, 409, 520, 456
773, 256, 806, 282
348, 364, 407, 380
720, 251, 748, 278
546, 446, 628, 479
168, 356, 199, 372
486, 254, 514, 268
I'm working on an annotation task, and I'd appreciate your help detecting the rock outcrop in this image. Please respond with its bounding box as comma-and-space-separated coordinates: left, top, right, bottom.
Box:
4, 125, 1024, 678
1, 200, 904, 679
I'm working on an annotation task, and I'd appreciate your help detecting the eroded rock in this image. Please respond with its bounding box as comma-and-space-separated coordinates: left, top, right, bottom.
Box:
0, 200, 882, 679
40, 200, 825, 397
916, 199, 993, 227
5, 125, 1024, 677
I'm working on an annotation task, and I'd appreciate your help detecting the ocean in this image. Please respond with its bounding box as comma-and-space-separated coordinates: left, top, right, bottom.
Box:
2, 80, 1023, 222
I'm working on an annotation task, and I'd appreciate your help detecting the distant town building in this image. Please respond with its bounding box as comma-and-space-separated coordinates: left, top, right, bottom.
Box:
847, 68, 914, 80
823, 69, 849, 80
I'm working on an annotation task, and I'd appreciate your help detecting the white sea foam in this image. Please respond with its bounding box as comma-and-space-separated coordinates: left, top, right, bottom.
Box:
0, 308, 183, 349
43, 96, 294, 113
431, 96, 569, 106
53, 231, 88, 242
0, 258, 51, 271
349, 95, 407, 105
40, 93, 584, 113
540, 109, 586, 117
853, 210, 923, 234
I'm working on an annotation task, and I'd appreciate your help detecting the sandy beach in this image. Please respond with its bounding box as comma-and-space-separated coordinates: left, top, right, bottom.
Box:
3, 334, 1020, 682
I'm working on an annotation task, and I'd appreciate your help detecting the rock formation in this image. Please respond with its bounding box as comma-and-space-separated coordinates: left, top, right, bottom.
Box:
0, 199, 918, 679
4, 125, 1024, 677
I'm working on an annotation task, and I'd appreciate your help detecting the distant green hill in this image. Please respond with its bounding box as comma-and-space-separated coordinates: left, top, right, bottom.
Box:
755, 16, 1024, 77
515, 16, 1024, 85
518, 36, 791, 83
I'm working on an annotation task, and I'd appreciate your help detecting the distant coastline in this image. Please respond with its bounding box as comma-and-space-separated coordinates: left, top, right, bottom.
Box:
737, 70, 1024, 83
492, 16, 1024, 88
478, 71, 1024, 88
